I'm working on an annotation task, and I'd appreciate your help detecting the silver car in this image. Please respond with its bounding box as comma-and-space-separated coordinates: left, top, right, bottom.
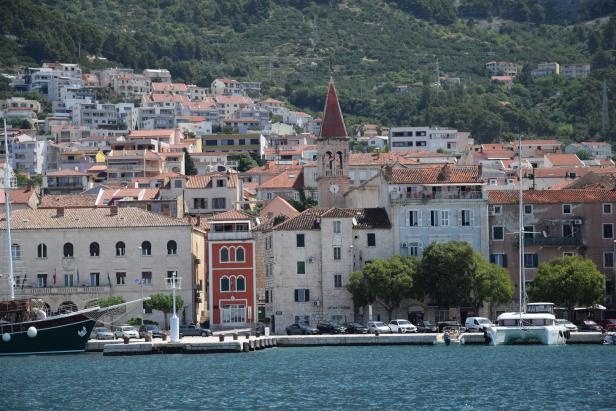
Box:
114, 325, 140, 339
92, 326, 114, 340
367, 321, 391, 334
556, 319, 578, 332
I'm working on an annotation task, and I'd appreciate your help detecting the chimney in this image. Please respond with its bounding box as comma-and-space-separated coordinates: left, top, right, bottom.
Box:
56, 207, 64, 217
110, 205, 118, 216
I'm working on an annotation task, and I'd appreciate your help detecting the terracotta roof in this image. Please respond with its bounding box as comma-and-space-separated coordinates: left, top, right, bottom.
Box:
1, 207, 190, 230
349, 152, 418, 166
146, 94, 190, 103
274, 207, 391, 231
488, 189, 616, 205
129, 129, 176, 138
522, 167, 591, 179
151, 82, 188, 92
46, 169, 89, 177
259, 170, 303, 190
481, 150, 515, 159
186, 172, 238, 189
518, 139, 561, 146
319, 80, 347, 139
545, 153, 584, 167
98, 188, 159, 205
39, 194, 98, 208
0, 188, 37, 205
88, 165, 108, 172
107, 150, 161, 160
242, 162, 302, 175
385, 165, 483, 185
259, 196, 299, 219
214, 95, 254, 105
208, 209, 255, 221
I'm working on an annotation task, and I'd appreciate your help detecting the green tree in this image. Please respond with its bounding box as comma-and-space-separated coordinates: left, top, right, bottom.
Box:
469, 255, 513, 316
528, 256, 605, 317
232, 152, 259, 172
15, 173, 42, 187
290, 188, 317, 211
144, 293, 184, 330
575, 150, 593, 160
183, 148, 198, 175
96, 296, 125, 308
347, 256, 417, 320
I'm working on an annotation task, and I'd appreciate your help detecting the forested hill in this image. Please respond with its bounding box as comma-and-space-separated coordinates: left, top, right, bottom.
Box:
2, 0, 616, 144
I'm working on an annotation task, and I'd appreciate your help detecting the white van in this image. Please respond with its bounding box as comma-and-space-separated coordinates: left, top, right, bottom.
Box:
464, 317, 493, 332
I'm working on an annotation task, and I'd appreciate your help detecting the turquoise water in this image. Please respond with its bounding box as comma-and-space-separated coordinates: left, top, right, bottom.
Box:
1, 345, 614, 410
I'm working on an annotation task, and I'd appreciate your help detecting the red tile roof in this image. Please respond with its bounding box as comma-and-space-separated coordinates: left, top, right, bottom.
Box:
0, 188, 37, 205
186, 172, 238, 189
207, 209, 255, 221
385, 165, 483, 185
349, 152, 418, 166
273, 207, 391, 231
319, 80, 347, 139
259, 170, 303, 189
488, 189, 616, 205
545, 153, 584, 167
46, 169, 89, 177
39, 194, 98, 208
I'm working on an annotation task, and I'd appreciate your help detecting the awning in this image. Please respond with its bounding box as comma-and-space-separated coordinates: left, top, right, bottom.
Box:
574, 304, 606, 311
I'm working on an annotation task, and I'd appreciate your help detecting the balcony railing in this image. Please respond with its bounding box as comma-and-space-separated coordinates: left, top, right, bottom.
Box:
391, 191, 485, 201
524, 236, 582, 246
20, 286, 111, 295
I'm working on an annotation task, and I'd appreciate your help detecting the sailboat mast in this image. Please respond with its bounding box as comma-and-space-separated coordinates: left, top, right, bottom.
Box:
517, 134, 524, 314
3, 117, 14, 300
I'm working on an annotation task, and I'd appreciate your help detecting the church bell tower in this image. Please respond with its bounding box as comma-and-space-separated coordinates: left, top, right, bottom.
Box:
317, 79, 351, 208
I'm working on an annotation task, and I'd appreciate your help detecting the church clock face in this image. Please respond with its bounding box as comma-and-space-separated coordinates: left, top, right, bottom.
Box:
329, 183, 340, 194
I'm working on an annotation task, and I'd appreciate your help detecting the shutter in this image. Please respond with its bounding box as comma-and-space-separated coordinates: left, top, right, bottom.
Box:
489, 254, 495, 264
405, 210, 410, 227
470, 209, 475, 226
294, 289, 299, 302
305, 289, 310, 302
503, 254, 508, 268
457, 210, 462, 227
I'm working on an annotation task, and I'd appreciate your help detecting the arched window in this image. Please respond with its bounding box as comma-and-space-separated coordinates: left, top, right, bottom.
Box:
89, 242, 100, 257
220, 276, 230, 292
337, 151, 344, 172
11, 244, 21, 260
235, 246, 245, 262
141, 241, 151, 256
63, 243, 74, 258
220, 247, 229, 262
116, 241, 126, 256
37, 243, 47, 258
167, 240, 177, 255
236, 276, 246, 291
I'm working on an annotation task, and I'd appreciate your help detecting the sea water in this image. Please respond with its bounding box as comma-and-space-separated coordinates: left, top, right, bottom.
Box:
1, 345, 614, 410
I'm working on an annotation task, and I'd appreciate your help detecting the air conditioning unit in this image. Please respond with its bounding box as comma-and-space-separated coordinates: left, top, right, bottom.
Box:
401, 242, 408, 248
573, 218, 583, 225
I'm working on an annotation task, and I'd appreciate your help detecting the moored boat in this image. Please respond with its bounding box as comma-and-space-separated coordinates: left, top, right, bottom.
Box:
487, 303, 568, 345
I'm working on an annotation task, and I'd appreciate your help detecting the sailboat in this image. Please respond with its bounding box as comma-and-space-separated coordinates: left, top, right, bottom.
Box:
0, 118, 141, 355
486, 137, 568, 345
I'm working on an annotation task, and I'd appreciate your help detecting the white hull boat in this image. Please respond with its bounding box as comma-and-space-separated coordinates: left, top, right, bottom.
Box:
488, 304, 569, 345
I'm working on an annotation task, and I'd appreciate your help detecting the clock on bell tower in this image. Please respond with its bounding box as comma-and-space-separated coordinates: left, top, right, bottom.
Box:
316, 79, 351, 208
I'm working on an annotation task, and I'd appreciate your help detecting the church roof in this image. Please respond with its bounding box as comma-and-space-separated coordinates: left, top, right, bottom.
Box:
319, 80, 347, 139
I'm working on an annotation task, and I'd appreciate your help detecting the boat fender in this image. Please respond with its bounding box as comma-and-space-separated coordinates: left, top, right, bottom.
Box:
1, 333, 10, 342
483, 330, 491, 344
565, 330, 570, 339
444, 332, 451, 346
27, 326, 37, 338
559, 330, 563, 338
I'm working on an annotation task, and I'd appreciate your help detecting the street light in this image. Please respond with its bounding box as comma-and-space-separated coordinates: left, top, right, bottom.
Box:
165, 271, 181, 343
138, 246, 143, 326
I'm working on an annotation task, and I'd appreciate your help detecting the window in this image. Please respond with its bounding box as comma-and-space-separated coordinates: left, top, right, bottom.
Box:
220, 276, 230, 292
296, 234, 305, 247
492, 226, 504, 241
524, 254, 538, 268
294, 289, 310, 302
440, 210, 449, 226
524, 225, 534, 239
265, 289, 270, 303
141, 271, 152, 285
461, 210, 471, 226
116, 272, 127, 285
235, 247, 245, 262
90, 273, 100, 286
563, 252, 575, 257
563, 224, 573, 238
490, 254, 508, 268
11, 244, 21, 260
141, 241, 152, 256
524, 204, 533, 214
89, 242, 100, 257
409, 242, 421, 257
333, 220, 341, 234
334, 274, 342, 288
605, 252, 614, 268
63, 242, 74, 258
220, 247, 229, 262
562, 204, 572, 214
37, 243, 47, 258
492, 205, 502, 215
37, 274, 47, 288
174, 179, 183, 188
193, 198, 207, 209
408, 210, 419, 226
603, 203, 613, 214
367, 233, 376, 247
167, 240, 177, 255
236, 276, 246, 291
333, 247, 341, 260
221, 304, 246, 324
115, 241, 126, 256
64, 274, 74, 287
603, 223, 613, 239
216, 179, 225, 187
297, 261, 305, 274
212, 197, 226, 209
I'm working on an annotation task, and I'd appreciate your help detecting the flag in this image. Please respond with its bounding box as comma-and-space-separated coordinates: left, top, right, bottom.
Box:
76, 269, 80, 285
107, 272, 111, 287
53, 269, 56, 285
22, 274, 27, 289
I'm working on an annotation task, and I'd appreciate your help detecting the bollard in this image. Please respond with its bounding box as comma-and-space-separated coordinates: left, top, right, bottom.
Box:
145, 333, 152, 342
161, 333, 167, 341
243, 341, 250, 352
219, 334, 225, 342
375, 330, 380, 337
233, 332, 238, 341
256, 331, 261, 338
245, 333, 250, 340
123, 336, 130, 344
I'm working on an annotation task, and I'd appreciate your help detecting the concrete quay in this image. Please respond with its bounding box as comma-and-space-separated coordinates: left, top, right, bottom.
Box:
100, 335, 277, 356
276, 333, 438, 347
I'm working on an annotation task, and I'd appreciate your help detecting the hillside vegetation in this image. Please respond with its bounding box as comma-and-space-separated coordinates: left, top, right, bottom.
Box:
1, 0, 616, 143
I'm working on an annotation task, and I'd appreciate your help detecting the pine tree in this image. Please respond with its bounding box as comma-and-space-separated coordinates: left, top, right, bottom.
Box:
183, 148, 198, 175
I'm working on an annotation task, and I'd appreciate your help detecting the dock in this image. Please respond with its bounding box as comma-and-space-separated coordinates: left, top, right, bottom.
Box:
276, 333, 437, 346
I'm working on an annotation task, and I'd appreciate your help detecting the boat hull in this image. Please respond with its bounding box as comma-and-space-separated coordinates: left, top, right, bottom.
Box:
0, 312, 96, 356
488, 325, 568, 345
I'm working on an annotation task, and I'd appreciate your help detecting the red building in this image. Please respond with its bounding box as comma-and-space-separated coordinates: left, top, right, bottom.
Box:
207, 210, 257, 328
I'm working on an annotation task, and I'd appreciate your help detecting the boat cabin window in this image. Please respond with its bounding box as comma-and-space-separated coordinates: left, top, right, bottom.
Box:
526, 303, 554, 314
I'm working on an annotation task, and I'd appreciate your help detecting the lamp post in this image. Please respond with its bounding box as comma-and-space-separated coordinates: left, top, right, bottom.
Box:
613, 240, 616, 306
138, 246, 143, 326
166, 271, 181, 343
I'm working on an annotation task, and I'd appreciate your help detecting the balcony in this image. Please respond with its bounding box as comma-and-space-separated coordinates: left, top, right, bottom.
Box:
524, 236, 582, 246
20, 286, 111, 296
391, 190, 485, 202
208, 231, 253, 241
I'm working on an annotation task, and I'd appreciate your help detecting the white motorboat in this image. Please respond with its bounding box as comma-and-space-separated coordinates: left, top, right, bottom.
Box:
488, 303, 568, 345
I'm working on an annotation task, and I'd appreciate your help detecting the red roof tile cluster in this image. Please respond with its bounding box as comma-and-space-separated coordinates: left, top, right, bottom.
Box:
0, 188, 37, 205
545, 153, 584, 167
273, 207, 391, 231
39, 194, 98, 208
319, 80, 347, 139
259, 170, 303, 190
348, 152, 418, 166
385, 165, 483, 185
488, 189, 616, 205
207, 209, 255, 222
186, 172, 238, 189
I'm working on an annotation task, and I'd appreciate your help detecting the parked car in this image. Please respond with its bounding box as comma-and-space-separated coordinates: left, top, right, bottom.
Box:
139, 324, 165, 339
388, 319, 417, 333
415, 320, 438, 333
285, 323, 319, 335
179, 324, 212, 337
114, 325, 139, 339
367, 321, 391, 334
344, 322, 369, 334
600, 319, 616, 332
576, 320, 603, 332
91, 327, 114, 340
438, 321, 466, 333
316, 320, 347, 334
464, 317, 494, 332
556, 319, 578, 332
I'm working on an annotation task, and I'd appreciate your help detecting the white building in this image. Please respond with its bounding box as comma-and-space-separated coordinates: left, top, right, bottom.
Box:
388, 127, 470, 153
485, 61, 517, 77
531, 62, 560, 78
